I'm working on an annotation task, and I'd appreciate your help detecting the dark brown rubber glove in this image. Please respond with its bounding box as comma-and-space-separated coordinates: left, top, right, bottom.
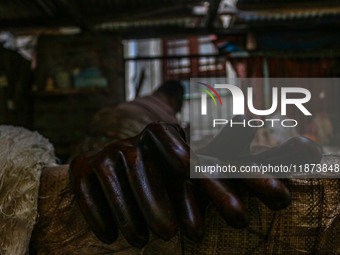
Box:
70, 122, 250, 248
69, 118, 322, 248
70, 122, 201, 248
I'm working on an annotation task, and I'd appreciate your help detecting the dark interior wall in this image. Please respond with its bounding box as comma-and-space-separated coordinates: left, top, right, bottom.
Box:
33, 33, 125, 161
35, 33, 124, 92
0, 46, 34, 127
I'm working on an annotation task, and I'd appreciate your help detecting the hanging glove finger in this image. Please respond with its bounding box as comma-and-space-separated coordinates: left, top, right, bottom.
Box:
140, 125, 205, 242
93, 144, 149, 248
123, 141, 178, 241
69, 151, 119, 244
168, 177, 205, 242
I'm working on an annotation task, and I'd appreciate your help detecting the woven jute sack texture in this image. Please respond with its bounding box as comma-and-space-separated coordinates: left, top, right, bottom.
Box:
31, 165, 182, 255
31, 155, 340, 255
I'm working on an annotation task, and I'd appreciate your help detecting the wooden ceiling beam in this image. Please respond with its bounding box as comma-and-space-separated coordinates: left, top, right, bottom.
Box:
89, 2, 197, 26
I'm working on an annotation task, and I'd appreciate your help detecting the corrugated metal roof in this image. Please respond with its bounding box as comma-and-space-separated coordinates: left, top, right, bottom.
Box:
0, 0, 203, 30
2, 0, 340, 37
95, 18, 194, 31
236, 0, 340, 10
0, 0, 244, 38
237, 7, 340, 22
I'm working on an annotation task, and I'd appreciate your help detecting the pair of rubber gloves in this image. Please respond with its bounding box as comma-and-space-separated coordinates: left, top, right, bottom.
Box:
70, 115, 322, 248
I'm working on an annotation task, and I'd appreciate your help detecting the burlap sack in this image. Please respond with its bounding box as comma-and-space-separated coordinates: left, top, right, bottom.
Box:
31, 165, 181, 255
32, 155, 340, 255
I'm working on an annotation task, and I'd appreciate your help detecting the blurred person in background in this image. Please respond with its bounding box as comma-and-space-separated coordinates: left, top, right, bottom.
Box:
77, 80, 184, 153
